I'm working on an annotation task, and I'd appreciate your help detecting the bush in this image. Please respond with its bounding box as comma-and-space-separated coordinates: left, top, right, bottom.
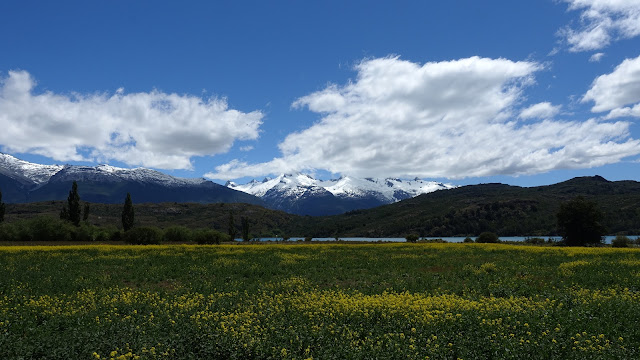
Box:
524, 237, 546, 245
193, 229, 230, 245
612, 235, 632, 248
463, 237, 474, 243
304, 236, 313, 242
163, 226, 193, 243
23, 217, 75, 242
123, 227, 162, 245
557, 196, 605, 246
476, 232, 500, 243
418, 238, 448, 243
405, 234, 419, 243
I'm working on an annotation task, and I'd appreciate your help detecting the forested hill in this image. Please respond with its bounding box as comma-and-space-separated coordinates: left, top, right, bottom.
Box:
293, 176, 640, 237
3, 176, 640, 238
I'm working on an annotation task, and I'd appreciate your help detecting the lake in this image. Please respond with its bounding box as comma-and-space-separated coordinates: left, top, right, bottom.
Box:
245, 235, 639, 244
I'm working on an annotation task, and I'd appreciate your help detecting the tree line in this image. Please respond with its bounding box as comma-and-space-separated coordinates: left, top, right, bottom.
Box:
0, 184, 626, 246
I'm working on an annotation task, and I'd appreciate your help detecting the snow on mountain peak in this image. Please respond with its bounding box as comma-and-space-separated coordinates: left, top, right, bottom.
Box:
228, 173, 456, 202
0, 153, 208, 187
0, 153, 64, 185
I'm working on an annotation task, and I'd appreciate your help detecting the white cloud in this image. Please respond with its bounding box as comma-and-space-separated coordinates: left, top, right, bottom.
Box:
560, 0, 640, 52
582, 54, 640, 116
589, 52, 605, 62
519, 102, 562, 119
0, 70, 263, 169
207, 56, 640, 180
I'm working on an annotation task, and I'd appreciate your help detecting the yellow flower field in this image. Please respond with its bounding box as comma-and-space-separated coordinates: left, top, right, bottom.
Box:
1, 243, 639, 359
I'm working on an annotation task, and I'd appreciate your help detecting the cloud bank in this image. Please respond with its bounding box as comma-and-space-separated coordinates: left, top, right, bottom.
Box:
583, 54, 640, 119
0, 70, 263, 169
208, 56, 640, 180
561, 0, 640, 52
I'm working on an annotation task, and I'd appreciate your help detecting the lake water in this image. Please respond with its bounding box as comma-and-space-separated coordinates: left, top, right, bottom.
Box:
245, 236, 639, 244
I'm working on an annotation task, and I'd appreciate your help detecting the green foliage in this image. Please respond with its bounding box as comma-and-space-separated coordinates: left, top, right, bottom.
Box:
83, 202, 90, 222
0, 216, 119, 242
193, 228, 230, 244
463, 236, 474, 243
163, 226, 193, 242
612, 235, 632, 248
304, 236, 313, 242
405, 233, 419, 243
121, 193, 135, 232
228, 211, 237, 240
476, 231, 500, 243
524, 237, 546, 245
557, 196, 605, 246
417, 238, 448, 243
241, 216, 250, 241
0, 189, 5, 223
65, 181, 82, 226
123, 226, 162, 245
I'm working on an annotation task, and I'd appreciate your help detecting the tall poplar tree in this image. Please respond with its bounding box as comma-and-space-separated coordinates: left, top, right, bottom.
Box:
0, 188, 5, 223
62, 181, 82, 226
122, 193, 135, 231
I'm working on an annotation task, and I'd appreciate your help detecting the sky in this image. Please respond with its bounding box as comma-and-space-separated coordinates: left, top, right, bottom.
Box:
1, 0, 640, 187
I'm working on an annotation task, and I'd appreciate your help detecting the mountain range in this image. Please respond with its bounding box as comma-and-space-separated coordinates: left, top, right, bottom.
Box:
0, 153, 262, 205
0, 154, 453, 215
226, 173, 455, 215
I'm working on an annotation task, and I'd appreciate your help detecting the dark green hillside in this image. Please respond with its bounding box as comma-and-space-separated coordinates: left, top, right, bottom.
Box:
298, 176, 640, 237
3, 176, 640, 238
4, 201, 299, 238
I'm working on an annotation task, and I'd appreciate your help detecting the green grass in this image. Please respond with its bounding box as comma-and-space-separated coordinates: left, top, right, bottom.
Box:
1, 243, 640, 359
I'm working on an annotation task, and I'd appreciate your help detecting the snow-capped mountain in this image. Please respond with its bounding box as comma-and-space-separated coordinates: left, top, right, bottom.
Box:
227, 173, 455, 216
0, 153, 262, 205
0, 153, 64, 186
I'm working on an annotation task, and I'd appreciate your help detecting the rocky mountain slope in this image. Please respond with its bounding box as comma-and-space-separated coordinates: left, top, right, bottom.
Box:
227, 173, 455, 215
0, 153, 263, 205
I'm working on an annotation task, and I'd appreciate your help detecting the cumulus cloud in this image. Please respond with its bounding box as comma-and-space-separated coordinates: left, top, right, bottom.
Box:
207, 56, 640, 180
0, 70, 263, 169
560, 0, 640, 52
582, 54, 640, 117
589, 52, 605, 62
519, 102, 562, 119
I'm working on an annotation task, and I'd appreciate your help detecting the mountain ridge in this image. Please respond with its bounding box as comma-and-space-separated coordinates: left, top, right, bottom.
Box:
0, 153, 263, 205
227, 173, 455, 216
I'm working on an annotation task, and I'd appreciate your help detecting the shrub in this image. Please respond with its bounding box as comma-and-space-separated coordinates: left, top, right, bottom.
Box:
304, 236, 313, 242
0, 223, 19, 241
612, 235, 632, 248
463, 237, 474, 243
556, 196, 605, 246
193, 229, 230, 245
24, 217, 75, 242
476, 232, 500, 243
405, 234, 419, 243
123, 227, 162, 245
418, 238, 448, 243
524, 237, 546, 245
163, 226, 193, 243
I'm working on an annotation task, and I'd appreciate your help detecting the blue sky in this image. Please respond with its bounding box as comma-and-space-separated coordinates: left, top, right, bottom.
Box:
1, 0, 640, 187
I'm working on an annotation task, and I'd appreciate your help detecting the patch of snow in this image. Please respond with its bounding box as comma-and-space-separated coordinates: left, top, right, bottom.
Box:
228, 173, 456, 202
0, 153, 64, 185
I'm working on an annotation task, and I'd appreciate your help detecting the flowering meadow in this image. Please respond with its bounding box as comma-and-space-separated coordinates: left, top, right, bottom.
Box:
1, 243, 639, 359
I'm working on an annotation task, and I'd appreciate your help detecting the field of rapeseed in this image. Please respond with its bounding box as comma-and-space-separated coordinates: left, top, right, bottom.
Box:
1, 243, 639, 359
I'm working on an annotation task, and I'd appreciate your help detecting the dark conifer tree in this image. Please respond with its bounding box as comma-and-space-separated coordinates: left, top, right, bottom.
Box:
83, 202, 90, 222
122, 193, 135, 231
228, 211, 237, 240
65, 181, 82, 226
0, 189, 5, 223
241, 216, 250, 241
